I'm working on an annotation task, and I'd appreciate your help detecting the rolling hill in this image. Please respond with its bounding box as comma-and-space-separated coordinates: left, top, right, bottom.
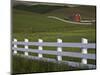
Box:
13, 4, 96, 42
12, 3, 96, 74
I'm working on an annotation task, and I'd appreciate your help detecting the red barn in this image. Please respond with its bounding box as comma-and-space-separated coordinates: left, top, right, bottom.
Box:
74, 13, 81, 22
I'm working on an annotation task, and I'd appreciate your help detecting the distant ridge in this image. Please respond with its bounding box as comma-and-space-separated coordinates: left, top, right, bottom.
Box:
14, 0, 80, 7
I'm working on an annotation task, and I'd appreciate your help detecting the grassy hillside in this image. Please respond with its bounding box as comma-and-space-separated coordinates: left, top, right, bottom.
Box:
12, 4, 96, 74
13, 7, 96, 42
13, 4, 96, 19
13, 4, 66, 14
46, 6, 96, 19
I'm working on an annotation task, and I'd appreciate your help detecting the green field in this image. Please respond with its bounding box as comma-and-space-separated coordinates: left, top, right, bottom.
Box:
12, 4, 96, 74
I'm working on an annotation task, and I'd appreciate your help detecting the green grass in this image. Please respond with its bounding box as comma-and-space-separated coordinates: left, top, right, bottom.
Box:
12, 55, 93, 74
12, 4, 96, 74
13, 4, 66, 14
13, 4, 96, 19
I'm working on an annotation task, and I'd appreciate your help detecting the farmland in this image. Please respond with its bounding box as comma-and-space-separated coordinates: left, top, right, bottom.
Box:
12, 3, 96, 74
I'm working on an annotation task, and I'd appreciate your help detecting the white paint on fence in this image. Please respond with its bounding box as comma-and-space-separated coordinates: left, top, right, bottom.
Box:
81, 38, 88, 64
12, 38, 96, 68
38, 39, 43, 58
57, 38, 62, 61
13, 38, 17, 54
24, 39, 29, 56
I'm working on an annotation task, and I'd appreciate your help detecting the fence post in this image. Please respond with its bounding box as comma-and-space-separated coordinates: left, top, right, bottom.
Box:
24, 39, 29, 56
38, 39, 43, 58
13, 38, 17, 54
81, 38, 88, 64
57, 38, 62, 61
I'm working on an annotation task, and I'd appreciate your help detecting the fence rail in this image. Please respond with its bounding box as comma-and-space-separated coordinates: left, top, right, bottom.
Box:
12, 38, 96, 68
12, 47, 95, 60
12, 42, 95, 48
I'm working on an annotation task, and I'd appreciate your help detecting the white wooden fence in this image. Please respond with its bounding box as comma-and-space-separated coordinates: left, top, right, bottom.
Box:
12, 38, 96, 68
